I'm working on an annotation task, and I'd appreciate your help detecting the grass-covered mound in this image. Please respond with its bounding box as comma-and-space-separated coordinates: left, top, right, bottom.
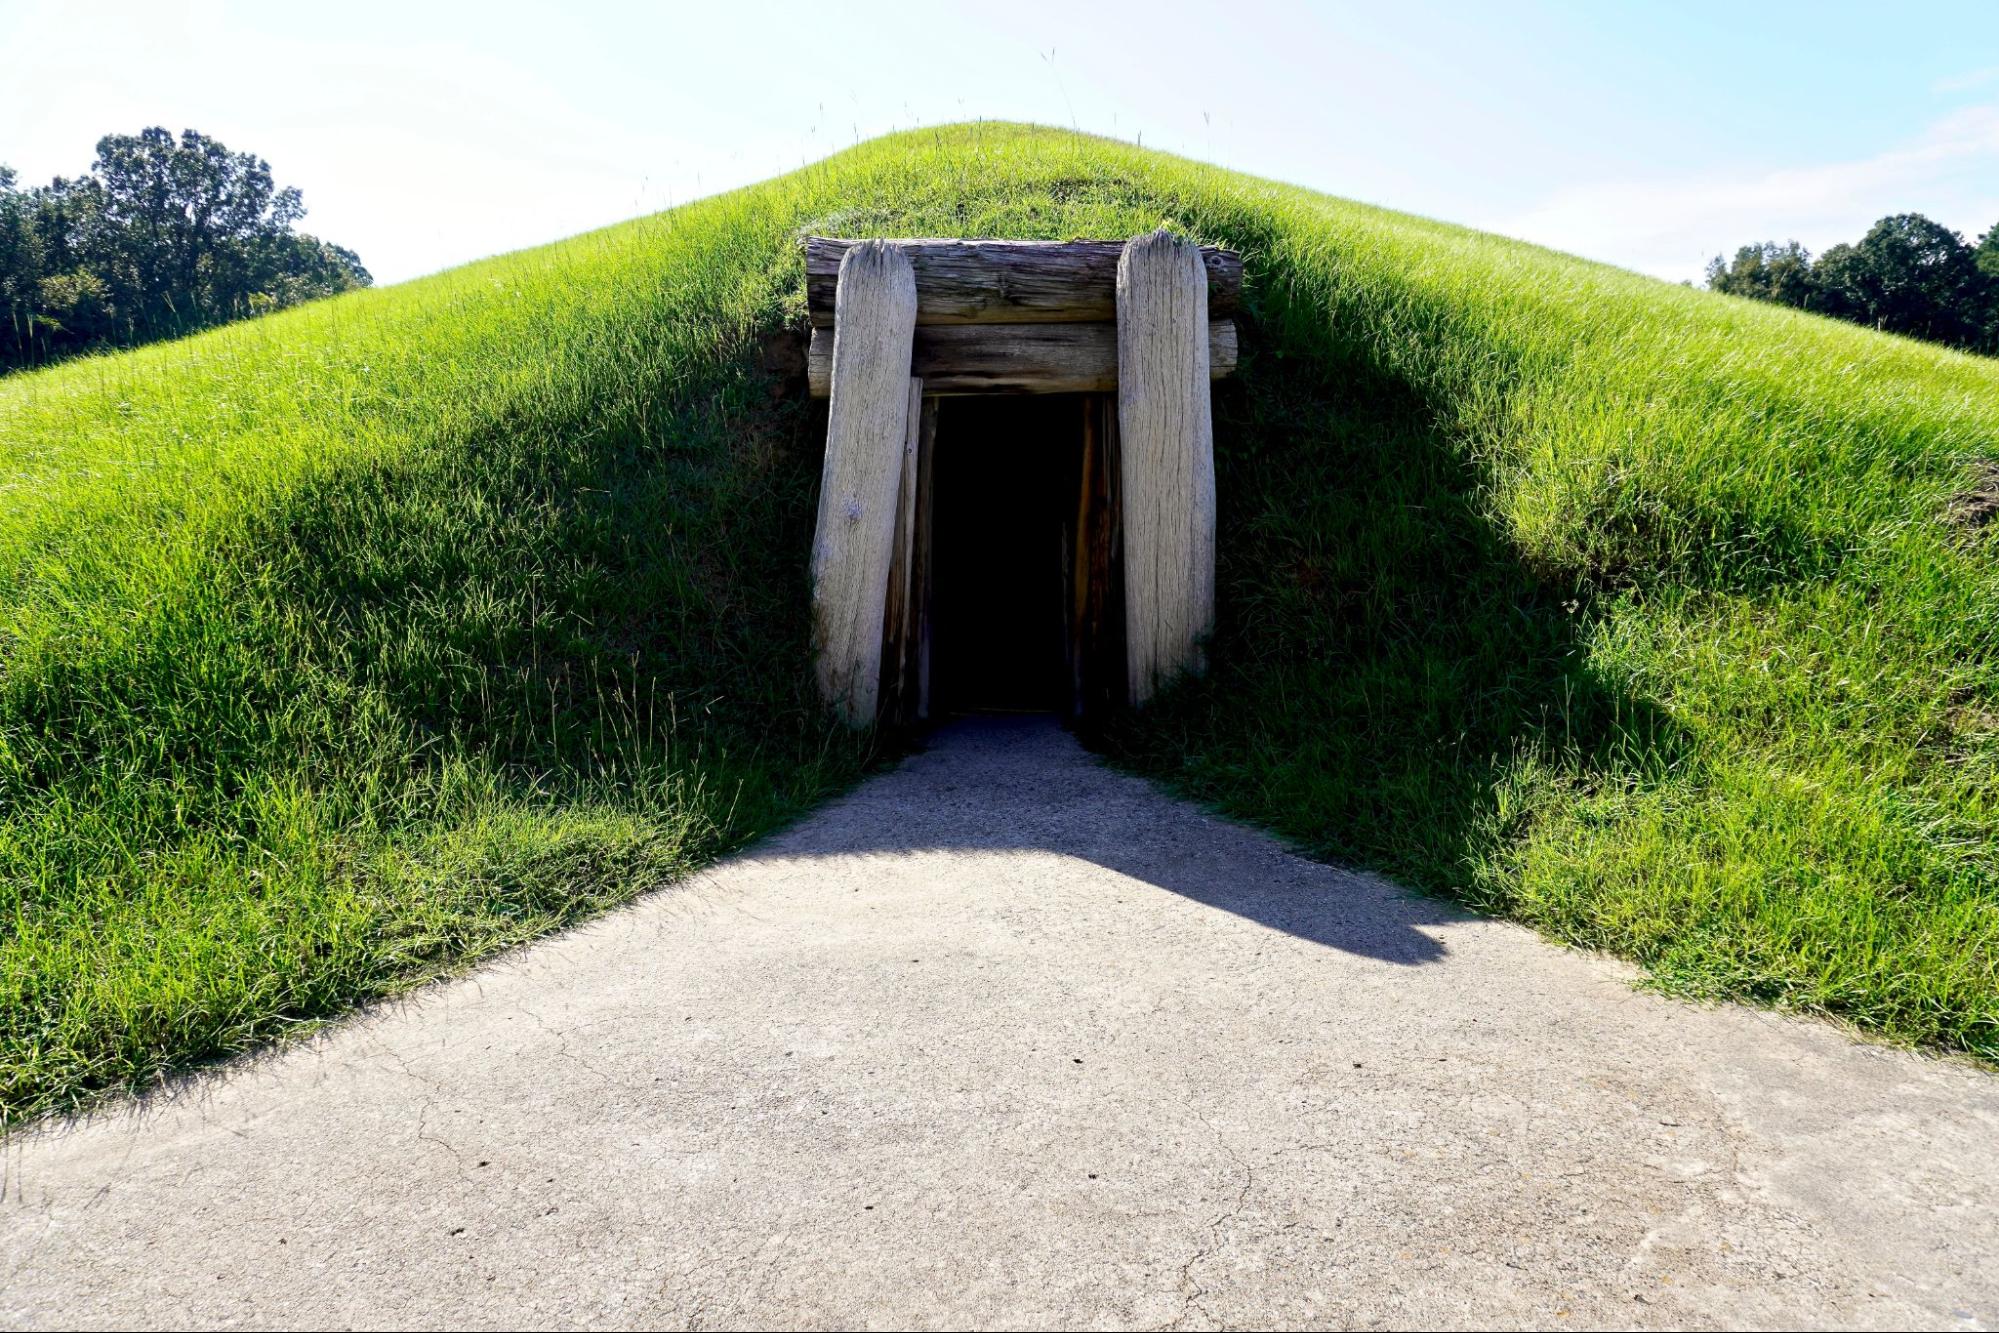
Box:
4, 124, 1995, 1121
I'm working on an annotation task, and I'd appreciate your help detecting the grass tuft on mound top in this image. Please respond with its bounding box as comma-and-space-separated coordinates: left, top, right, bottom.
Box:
3, 123, 1996, 1122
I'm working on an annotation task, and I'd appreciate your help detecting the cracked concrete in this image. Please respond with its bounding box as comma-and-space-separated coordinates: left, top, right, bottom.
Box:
3, 716, 1997, 1330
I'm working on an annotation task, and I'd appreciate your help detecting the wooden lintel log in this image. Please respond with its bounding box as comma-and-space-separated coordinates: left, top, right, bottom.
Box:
1117, 230, 1216, 706
807, 320, 1237, 397
812, 241, 917, 726
805, 237, 1242, 326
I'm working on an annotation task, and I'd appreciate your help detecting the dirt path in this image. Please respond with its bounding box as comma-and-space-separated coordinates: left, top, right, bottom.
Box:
4, 717, 1996, 1330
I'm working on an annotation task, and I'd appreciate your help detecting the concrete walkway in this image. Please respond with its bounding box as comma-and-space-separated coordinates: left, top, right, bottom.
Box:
4, 718, 1996, 1330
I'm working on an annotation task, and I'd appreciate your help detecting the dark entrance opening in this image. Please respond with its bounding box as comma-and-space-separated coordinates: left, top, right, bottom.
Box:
930, 396, 1076, 714
924, 394, 1122, 719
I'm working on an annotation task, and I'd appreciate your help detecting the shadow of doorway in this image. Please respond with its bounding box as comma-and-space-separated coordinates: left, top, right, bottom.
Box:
743, 713, 1454, 967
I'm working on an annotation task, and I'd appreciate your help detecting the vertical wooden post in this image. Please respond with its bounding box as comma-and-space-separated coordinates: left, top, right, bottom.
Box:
912, 396, 939, 721
1116, 230, 1215, 705
1069, 393, 1125, 720
879, 380, 927, 727
812, 241, 917, 725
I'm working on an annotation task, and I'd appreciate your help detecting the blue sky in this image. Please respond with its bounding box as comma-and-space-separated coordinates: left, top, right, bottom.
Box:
5, 0, 1997, 285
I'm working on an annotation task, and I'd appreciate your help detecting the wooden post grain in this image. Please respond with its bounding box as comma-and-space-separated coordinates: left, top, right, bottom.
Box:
913, 397, 939, 721
878, 379, 926, 726
1069, 394, 1125, 719
805, 237, 1243, 326
1116, 231, 1216, 705
812, 240, 917, 725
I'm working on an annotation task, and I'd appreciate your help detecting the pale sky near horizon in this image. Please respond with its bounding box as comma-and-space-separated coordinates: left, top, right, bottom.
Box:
5, 0, 1997, 287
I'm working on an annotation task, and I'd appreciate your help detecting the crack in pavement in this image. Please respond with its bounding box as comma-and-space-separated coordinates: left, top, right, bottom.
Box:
1154, 1110, 1258, 1331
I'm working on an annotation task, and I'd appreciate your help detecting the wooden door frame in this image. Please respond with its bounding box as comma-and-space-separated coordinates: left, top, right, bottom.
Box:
880, 392, 1125, 731
813, 233, 1235, 728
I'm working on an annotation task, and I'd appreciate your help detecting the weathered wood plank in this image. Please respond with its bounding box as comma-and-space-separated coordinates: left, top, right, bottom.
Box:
807, 320, 1237, 397
1117, 231, 1216, 705
1069, 394, 1125, 720
911, 399, 939, 719
812, 241, 918, 725
878, 381, 928, 728
806, 237, 1243, 326
911, 396, 939, 722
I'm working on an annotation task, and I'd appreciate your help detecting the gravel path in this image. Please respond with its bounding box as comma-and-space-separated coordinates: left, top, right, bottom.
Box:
4, 717, 1996, 1330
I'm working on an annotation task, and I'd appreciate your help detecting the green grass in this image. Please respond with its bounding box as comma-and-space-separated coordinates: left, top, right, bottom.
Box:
3, 124, 1996, 1122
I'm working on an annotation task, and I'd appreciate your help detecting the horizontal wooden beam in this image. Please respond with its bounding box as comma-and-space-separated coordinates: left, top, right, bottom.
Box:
805, 237, 1243, 327
807, 320, 1237, 397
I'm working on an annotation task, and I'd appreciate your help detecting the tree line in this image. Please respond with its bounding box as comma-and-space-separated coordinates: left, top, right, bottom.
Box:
1707, 213, 1999, 354
1, 128, 369, 372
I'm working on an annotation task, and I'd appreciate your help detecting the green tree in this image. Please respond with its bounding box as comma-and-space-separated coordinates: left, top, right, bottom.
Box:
1711, 214, 1998, 355
0, 128, 369, 372
83, 128, 356, 339
1975, 222, 1999, 281
1809, 214, 1989, 348
1705, 240, 1816, 308
0, 167, 42, 359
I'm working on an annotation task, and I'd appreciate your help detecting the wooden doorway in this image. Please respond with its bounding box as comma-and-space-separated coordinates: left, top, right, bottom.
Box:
907, 395, 1124, 725
807, 234, 1240, 728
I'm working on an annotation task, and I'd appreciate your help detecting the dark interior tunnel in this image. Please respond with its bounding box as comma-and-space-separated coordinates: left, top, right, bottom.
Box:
927, 395, 1087, 715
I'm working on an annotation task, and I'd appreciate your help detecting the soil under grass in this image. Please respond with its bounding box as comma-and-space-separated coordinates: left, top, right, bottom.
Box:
3, 123, 1995, 1123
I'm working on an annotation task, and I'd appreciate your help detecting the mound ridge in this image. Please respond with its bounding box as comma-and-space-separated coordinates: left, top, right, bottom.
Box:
2, 123, 1995, 1120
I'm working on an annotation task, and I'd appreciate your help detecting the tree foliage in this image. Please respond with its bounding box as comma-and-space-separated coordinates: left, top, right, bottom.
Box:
0, 128, 369, 371
1708, 213, 1998, 355
1704, 240, 1816, 309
